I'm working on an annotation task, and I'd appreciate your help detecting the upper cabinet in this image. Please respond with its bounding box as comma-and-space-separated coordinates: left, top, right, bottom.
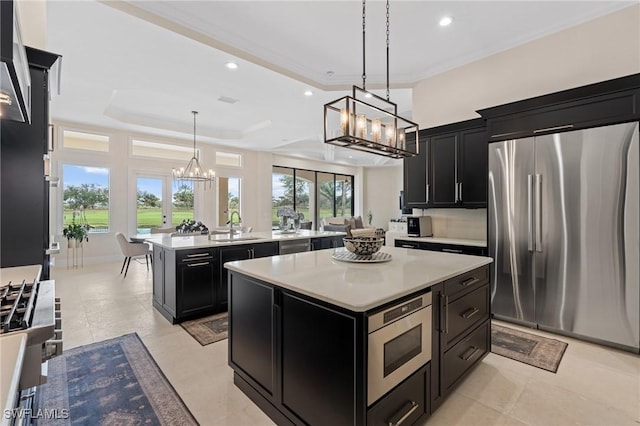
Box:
477, 74, 640, 142
403, 130, 429, 209
403, 118, 487, 210
0, 0, 31, 123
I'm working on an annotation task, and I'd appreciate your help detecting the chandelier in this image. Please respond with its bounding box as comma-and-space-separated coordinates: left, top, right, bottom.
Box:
172, 111, 215, 187
324, 0, 419, 159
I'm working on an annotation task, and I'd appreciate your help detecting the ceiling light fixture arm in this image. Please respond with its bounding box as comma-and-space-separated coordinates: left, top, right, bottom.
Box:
192, 110, 198, 157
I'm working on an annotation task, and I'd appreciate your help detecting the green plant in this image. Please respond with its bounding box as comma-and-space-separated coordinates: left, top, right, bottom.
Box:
367, 210, 373, 225
62, 211, 91, 242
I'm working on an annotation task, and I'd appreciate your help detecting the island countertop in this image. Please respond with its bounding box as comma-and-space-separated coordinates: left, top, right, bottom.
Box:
225, 246, 493, 312
144, 230, 346, 250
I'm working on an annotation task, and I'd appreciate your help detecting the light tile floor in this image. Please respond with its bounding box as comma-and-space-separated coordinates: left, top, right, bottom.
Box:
52, 261, 640, 425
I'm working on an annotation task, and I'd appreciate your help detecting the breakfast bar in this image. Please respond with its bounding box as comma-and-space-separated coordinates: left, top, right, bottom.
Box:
225, 246, 493, 426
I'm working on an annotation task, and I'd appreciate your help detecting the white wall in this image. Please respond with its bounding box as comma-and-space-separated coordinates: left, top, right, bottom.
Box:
412, 4, 640, 127
15, 0, 47, 49
362, 165, 403, 229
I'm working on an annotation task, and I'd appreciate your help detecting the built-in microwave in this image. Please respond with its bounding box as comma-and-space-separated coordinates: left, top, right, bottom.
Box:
367, 293, 432, 405
407, 216, 432, 237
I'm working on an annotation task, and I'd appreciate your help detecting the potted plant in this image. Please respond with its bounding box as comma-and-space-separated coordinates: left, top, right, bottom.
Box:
63, 211, 91, 246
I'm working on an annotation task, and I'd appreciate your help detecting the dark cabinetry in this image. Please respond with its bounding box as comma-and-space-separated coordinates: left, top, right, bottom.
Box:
153, 247, 218, 322
229, 273, 366, 425
310, 236, 344, 250
219, 242, 279, 311
431, 266, 490, 410
1, 48, 59, 279
403, 119, 488, 209
403, 131, 429, 208
395, 239, 488, 256
478, 74, 640, 142
428, 119, 488, 208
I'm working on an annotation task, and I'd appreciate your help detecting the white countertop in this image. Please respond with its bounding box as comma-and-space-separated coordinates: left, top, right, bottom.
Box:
225, 246, 493, 312
145, 230, 346, 250
394, 236, 487, 247
0, 265, 42, 284
0, 333, 27, 426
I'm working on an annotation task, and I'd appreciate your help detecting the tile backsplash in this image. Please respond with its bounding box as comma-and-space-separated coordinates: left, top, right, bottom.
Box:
411, 208, 486, 241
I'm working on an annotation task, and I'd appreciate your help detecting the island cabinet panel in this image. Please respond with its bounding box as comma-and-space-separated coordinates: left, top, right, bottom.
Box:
442, 320, 490, 392
310, 236, 344, 250
219, 242, 279, 311
281, 293, 361, 426
229, 274, 275, 395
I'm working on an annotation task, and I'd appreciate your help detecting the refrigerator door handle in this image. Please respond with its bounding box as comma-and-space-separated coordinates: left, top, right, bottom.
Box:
535, 174, 542, 252
527, 174, 533, 251
454, 181, 459, 203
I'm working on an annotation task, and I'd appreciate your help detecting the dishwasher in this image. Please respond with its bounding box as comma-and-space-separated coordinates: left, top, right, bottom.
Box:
279, 239, 310, 255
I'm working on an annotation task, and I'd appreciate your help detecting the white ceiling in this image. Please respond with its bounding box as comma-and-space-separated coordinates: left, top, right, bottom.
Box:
46, 1, 634, 167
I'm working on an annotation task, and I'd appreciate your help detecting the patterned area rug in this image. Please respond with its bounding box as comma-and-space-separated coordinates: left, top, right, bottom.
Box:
35, 333, 198, 425
491, 324, 568, 373
180, 312, 228, 346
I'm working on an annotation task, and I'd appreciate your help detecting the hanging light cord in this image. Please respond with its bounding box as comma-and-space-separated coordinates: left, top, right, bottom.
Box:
362, 0, 367, 90
386, 0, 390, 100
192, 110, 198, 158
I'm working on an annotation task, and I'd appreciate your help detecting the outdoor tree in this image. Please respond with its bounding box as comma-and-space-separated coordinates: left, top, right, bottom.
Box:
137, 190, 161, 208
173, 184, 194, 208
63, 184, 109, 210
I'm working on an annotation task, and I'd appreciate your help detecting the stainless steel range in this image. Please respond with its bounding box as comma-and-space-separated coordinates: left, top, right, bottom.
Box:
0, 266, 62, 424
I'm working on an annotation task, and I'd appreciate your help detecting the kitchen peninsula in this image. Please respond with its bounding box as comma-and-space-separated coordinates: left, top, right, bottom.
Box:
148, 230, 346, 323
225, 247, 493, 426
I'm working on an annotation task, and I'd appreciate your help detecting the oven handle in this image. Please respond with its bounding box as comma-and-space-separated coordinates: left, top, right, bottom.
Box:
387, 400, 418, 426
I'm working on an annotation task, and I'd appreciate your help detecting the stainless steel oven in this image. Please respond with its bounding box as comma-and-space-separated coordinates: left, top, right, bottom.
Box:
367, 293, 432, 405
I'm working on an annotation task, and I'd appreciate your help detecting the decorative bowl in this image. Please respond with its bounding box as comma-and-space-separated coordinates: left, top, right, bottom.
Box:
343, 237, 385, 256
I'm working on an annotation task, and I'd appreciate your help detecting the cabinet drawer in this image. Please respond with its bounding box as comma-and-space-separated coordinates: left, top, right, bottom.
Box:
367, 365, 429, 426
444, 265, 488, 297
442, 320, 489, 391
395, 240, 421, 249
444, 285, 489, 348
177, 248, 214, 263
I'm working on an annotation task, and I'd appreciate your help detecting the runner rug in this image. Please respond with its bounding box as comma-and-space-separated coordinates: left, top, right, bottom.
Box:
180, 312, 229, 346
491, 323, 568, 373
34, 333, 198, 425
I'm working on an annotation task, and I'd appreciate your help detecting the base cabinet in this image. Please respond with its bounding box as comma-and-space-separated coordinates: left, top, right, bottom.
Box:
229, 264, 490, 426
395, 239, 488, 256
310, 236, 344, 250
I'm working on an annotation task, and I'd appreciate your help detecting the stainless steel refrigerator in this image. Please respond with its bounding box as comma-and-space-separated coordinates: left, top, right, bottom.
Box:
488, 121, 640, 353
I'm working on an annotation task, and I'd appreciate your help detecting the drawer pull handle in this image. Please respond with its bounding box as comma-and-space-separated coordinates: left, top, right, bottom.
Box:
187, 261, 210, 267
443, 295, 449, 333
461, 307, 480, 319
461, 346, 480, 361
401, 245, 415, 249
186, 253, 209, 258
460, 277, 479, 287
387, 400, 418, 426
442, 248, 463, 253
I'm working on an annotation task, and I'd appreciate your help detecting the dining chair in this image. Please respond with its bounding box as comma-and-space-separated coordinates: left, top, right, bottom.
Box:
115, 232, 152, 277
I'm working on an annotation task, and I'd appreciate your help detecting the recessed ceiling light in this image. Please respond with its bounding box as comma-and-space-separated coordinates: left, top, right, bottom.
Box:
439, 16, 454, 27
225, 61, 238, 70
304, 90, 313, 96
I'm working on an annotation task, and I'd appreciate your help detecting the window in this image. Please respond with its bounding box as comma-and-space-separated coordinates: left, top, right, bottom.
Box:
171, 181, 194, 226
131, 139, 195, 161
136, 177, 164, 232
62, 130, 109, 152
218, 177, 241, 226
62, 164, 110, 233
272, 167, 354, 230
216, 151, 242, 167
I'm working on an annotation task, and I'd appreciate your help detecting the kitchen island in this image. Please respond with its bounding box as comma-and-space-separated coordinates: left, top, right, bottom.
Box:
148, 230, 346, 323
225, 246, 493, 426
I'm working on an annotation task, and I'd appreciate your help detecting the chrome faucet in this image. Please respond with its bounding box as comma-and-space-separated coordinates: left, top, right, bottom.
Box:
228, 211, 241, 235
